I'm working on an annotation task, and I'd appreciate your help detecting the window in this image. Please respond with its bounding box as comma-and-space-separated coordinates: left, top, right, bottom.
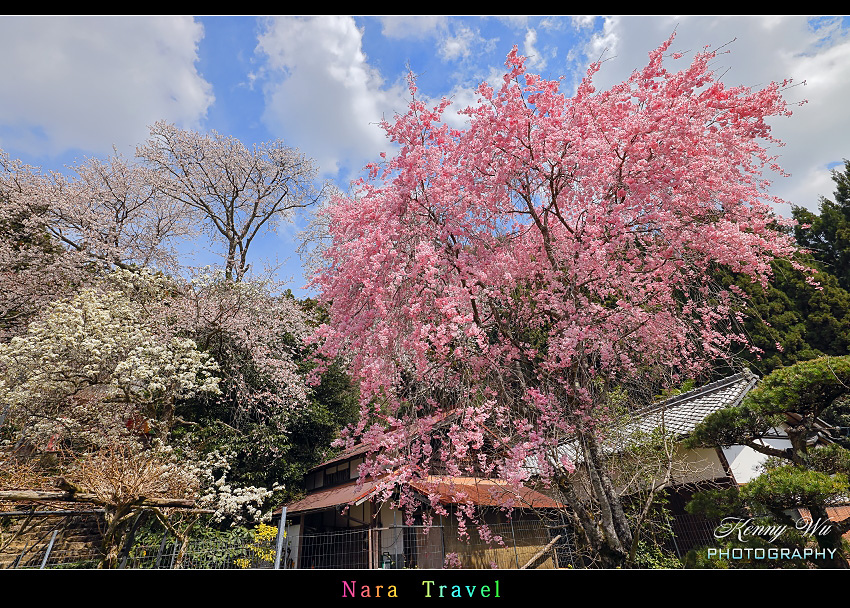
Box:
325, 463, 351, 487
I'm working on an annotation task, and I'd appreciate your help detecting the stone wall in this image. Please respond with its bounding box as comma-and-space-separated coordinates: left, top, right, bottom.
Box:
0, 509, 105, 568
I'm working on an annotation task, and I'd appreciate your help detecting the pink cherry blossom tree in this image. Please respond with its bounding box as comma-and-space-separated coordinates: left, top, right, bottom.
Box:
311, 35, 806, 567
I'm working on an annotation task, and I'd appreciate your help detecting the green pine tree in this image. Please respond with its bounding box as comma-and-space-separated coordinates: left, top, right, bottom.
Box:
792, 159, 850, 292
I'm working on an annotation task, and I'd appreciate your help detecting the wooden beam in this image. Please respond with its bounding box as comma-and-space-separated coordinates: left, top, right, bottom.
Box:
0, 490, 201, 509
520, 534, 562, 569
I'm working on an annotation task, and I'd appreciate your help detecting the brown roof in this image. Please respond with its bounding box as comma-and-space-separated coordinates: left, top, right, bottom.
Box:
797, 506, 850, 537
283, 479, 382, 515
315, 442, 372, 469
313, 412, 460, 470
411, 476, 562, 509
282, 475, 561, 515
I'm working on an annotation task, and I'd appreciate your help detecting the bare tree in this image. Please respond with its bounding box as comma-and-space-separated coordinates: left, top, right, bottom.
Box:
138, 121, 327, 282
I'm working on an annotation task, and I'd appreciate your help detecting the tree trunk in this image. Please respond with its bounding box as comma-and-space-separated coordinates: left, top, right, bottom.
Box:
806, 504, 850, 569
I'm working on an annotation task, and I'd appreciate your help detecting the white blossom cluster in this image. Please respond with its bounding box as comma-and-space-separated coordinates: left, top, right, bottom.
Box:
0, 270, 221, 449
186, 449, 281, 526
112, 337, 220, 403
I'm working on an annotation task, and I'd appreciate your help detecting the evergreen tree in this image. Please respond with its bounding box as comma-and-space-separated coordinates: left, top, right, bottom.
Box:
793, 159, 850, 291
686, 356, 850, 568
716, 259, 850, 378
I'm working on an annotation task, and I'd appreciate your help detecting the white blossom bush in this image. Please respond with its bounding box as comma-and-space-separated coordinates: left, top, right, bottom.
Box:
188, 449, 280, 526
0, 269, 220, 450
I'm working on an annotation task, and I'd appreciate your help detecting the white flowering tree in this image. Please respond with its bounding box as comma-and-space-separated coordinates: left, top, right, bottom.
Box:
0, 269, 291, 566
0, 269, 220, 451
0, 124, 351, 563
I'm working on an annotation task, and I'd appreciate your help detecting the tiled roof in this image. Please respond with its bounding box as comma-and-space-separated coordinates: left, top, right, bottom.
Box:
624, 369, 759, 438
525, 370, 759, 473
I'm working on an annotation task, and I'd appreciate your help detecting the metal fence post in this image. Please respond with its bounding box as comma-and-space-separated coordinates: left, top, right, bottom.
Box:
155, 532, 169, 568
118, 511, 145, 569
40, 530, 58, 569
12, 542, 29, 568
274, 507, 287, 569
509, 519, 520, 568
169, 540, 179, 568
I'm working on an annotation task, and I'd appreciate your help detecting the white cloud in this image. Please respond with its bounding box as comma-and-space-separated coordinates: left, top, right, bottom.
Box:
0, 16, 213, 158
440, 25, 478, 61
524, 29, 545, 69
575, 16, 850, 213
378, 16, 447, 39
256, 16, 409, 180
570, 16, 597, 30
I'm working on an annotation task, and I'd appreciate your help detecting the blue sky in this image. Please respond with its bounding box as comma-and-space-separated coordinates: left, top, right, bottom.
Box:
1, 15, 849, 296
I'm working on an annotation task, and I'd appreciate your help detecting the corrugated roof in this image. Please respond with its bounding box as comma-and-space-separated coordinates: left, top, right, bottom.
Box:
314, 411, 458, 470
410, 477, 562, 509
283, 479, 382, 515
315, 442, 371, 468
283, 474, 562, 515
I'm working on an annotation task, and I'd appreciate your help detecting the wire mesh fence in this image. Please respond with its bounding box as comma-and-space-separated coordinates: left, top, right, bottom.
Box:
666, 512, 723, 557
296, 525, 445, 569
441, 520, 577, 569
4, 518, 576, 569
5, 534, 283, 570
294, 520, 577, 570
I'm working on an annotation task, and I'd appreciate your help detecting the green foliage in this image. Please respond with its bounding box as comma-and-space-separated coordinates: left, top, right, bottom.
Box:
688, 356, 850, 452
654, 379, 696, 402
805, 442, 850, 475
713, 259, 850, 377
686, 356, 850, 568
793, 159, 850, 292
741, 464, 848, 510
685, 401, 781, 451
684, 485, 824, 569
127, 514, 257, 568
710, 160, 850, 379
628, 496, 683, 569
685, 486, 746, 520
745, 355, 850, 418
632, 538, 681, 569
